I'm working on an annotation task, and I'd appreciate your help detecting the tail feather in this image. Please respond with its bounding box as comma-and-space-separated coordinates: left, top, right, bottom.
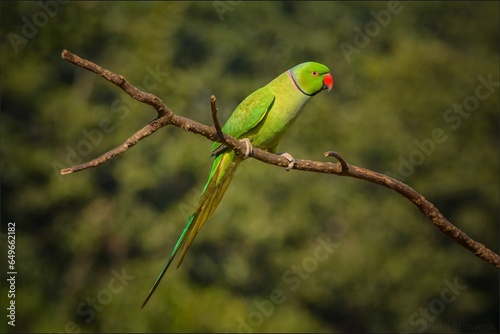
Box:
177, 153, 238, 265
141, 152, 240, 308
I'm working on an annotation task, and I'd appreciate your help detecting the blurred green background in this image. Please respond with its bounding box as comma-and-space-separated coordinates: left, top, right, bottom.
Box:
1, 1, 498, 332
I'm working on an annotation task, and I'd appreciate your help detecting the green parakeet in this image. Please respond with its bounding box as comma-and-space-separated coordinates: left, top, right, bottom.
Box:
142, 62, 333, 308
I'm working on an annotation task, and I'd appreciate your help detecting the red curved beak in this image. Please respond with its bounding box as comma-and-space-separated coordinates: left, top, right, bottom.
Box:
323, 73, 334, 94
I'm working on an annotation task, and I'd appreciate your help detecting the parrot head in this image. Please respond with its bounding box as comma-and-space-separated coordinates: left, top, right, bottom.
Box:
287, 62, 334, 96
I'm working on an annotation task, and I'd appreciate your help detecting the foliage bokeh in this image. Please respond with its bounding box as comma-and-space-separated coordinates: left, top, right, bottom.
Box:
1, 1, 498, 332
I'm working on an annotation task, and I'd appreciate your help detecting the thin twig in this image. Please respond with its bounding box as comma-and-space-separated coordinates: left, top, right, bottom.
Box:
324, 151, 349, 174
210, 95, 226, 144
61, 117, 171, 175
61, 50, 171, 117
60, 50, 500, 269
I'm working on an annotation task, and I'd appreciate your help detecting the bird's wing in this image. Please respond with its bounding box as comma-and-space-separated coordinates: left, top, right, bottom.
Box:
212, 85, 275, 155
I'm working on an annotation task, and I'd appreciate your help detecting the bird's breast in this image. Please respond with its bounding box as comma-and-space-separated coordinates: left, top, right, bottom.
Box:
246, 78, 310, 150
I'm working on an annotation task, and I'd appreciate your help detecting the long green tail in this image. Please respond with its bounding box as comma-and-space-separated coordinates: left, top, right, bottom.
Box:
141, 151, 240, 308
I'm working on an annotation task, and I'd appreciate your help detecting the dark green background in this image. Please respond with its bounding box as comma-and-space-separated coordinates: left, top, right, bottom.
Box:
1, 1, 498, 332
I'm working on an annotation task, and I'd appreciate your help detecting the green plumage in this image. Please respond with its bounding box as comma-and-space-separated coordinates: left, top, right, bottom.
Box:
142, 62, 333, 308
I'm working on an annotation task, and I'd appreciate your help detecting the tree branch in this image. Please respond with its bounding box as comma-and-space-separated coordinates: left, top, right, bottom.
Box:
59, 50, 500, 269
210, 94, 227, 145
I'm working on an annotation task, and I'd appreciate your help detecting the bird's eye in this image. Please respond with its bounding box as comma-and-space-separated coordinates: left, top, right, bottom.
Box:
311, 71, 318, 77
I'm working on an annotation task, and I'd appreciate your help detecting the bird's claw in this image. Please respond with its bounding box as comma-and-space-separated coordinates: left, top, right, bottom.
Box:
240, 138, 253, 158
279, 152, 295, 171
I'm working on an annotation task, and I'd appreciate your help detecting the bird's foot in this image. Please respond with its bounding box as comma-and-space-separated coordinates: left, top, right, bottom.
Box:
279, 152, 295, 171
240, 138, 254, 158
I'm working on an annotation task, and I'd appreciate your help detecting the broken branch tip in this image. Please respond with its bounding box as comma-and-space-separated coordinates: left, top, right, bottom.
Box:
60, 168, 72, 175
